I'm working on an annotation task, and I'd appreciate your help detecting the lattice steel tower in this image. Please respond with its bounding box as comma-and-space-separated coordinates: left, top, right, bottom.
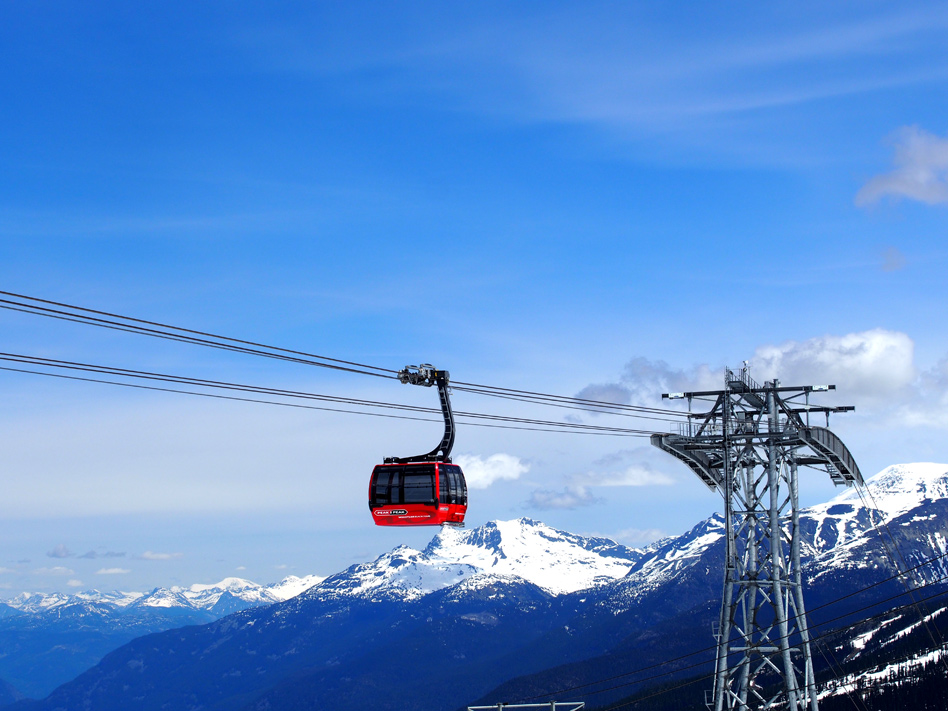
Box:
651, 366, 863, 711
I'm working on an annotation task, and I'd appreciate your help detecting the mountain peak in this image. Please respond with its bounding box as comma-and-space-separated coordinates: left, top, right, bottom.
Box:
830, 462, 948, 521
188, 577, 258, 594
425, 518, 641, 595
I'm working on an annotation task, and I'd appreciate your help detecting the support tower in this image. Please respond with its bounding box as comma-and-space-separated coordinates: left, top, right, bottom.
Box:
651, 367, 862, 711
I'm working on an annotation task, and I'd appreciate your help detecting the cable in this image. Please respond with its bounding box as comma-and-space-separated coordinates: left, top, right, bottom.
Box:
0, 290, 690, 419
0, 298, 395, 379
450, 386, 687, 425
0, 364, 654, 439
451, 383, 688, 418
0, 352, 661, 436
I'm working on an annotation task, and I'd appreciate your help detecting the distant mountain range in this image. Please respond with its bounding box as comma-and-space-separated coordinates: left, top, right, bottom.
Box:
2, 463, 947, 710
6, 574, 324, 616
0, 575, 323, 699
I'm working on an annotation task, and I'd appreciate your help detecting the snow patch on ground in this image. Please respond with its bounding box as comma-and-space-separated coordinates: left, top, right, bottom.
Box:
821, 647, 948, 700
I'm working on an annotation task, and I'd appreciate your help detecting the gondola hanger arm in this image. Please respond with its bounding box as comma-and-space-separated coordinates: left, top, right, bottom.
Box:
385, 364, 456, 463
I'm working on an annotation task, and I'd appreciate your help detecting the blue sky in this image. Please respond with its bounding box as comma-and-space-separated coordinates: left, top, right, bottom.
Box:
2, 1, 948, 595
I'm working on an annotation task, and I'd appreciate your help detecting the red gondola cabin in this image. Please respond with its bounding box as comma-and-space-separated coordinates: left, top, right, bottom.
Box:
369, 462, 467, 526
369, 364, 467, 527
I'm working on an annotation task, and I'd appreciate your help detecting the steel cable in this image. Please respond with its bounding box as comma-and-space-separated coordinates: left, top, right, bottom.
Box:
0, 290, 690, 419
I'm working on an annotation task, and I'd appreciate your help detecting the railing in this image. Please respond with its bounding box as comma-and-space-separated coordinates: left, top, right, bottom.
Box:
726, 366, 760, 392
673, 420, 801, 438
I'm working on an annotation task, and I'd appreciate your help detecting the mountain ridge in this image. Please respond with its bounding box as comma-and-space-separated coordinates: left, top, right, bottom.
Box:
5, 573, 326, 614
3, 462, 947, 710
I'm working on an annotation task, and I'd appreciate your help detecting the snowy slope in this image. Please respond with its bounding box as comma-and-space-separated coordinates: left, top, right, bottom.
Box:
428, 519, 641, 594
267, 574, 325, 600
801, 463, 948, 585
830, 462, 948, 521
311, 517, 641, 601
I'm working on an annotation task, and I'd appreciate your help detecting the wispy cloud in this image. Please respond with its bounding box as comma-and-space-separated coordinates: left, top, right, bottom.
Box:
574, 464, 674, 488
67, 579, 83, 588
527, 447, 676, 512
96, 568, 131, 575
575, 357, 720, 411
527, 485, 599, 510
240, 4, 948, 159
575, 448, 677, 488
138, 551, 183, 561
574, 384, 632, 410
856, 126, 948, 206
47, 544, 73, 559
78, 550, 127, 560
882, 247, 907, 272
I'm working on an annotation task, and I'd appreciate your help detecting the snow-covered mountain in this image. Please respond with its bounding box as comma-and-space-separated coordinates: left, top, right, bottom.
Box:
14, 462, 939, 621
802, 462, 948, 590
305, 463, 948, 611
7, 574, 324, 615
6, 463, 948, 711
313, 518, 640, 602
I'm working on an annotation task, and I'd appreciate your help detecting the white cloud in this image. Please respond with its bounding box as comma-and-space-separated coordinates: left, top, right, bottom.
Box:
67, 579, 84, 588
749, 329, 916, 400
621, 358, 722, 406
0, 567, 15, 574
576, 330, 937, 433
527, 448, 675, 513
570, 448, 677, 491
527, 485, 600, 510
96, 568, 131, 575
574, 383, 632, 407
593, 330, 916, 409
236, 566, 247, 571
455, 453, 529, 489
571, 359, 720, 419
139, 551, 183, 561
593, 465, 675, 487
856, 126, 948, 206
899, 357, 948, 428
